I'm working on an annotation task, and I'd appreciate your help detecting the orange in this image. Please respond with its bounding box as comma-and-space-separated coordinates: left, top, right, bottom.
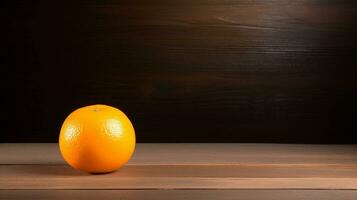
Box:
59, 104, 136, 173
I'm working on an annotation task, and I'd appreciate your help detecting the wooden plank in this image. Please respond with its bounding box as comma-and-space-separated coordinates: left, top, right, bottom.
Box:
2, 144, 357, 190
1, 165, 357, 189
1, 190, 357, 200
1, 143, 357, 165
3, 164, 357, 178
2, 177, 357, 190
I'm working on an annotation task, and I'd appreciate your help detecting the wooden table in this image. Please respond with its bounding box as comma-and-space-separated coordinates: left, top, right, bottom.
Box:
1, 143, 357, 199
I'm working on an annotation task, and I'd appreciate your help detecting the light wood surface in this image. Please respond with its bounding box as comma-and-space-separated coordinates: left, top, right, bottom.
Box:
2, 190, 357, 200
1, 143, 357, 198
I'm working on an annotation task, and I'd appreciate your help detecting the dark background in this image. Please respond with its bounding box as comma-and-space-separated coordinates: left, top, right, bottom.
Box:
2, 0, 357, 143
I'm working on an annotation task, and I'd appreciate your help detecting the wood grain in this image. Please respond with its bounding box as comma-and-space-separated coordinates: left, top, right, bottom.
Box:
5, 164, 357, 178
2, 190, 357, 200
2, 165, 357, 189
1, 143, 357, 190
2, 143, 357, 165
4, 0, 357, 143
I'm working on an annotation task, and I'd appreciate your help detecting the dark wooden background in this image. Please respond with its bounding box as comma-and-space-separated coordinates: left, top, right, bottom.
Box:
2, 0, 357, 143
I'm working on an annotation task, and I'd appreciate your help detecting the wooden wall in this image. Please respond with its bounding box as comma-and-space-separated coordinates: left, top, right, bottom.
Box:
3, 0, 357, 143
